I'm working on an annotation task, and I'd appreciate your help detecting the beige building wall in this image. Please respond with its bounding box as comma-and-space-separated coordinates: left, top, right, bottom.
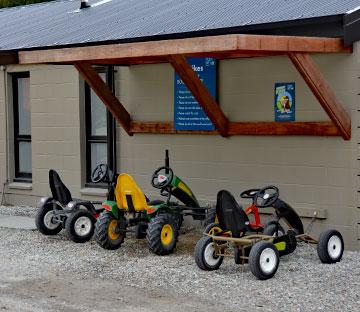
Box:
0, 65, 82, 205
0, 43, 359, 249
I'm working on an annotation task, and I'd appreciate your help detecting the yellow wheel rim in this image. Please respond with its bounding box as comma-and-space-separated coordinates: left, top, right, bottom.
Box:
161, 224, 174, 246
208, 226, 222, 236
108, 220, 120, 241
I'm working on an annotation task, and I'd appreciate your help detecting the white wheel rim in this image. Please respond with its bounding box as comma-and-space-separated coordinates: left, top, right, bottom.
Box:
204, 242, 221, 267
74, 216, 92, 236
327, 235, 342, 260
44, 211, 60, 230
259, 248, 277, 274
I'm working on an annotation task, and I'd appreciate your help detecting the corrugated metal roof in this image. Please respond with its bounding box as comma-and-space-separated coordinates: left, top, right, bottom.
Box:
0, 0, 359, 51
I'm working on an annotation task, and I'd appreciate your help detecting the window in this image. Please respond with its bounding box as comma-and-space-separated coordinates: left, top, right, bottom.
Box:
13, 72, 32, 181
85, 67, 116, 185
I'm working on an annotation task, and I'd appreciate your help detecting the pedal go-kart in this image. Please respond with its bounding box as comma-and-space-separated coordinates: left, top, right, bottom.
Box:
35, 170, 104, 243
195, 186, 344, 280
94, 150, 207, 255
205, 186, 299, 237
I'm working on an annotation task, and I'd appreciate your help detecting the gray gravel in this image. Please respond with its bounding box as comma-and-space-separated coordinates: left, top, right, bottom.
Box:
0, 206, 360, 312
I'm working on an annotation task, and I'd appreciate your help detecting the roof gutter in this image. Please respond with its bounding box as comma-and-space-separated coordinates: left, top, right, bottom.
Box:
0, 51, 18, 65
344, 7, 360, 46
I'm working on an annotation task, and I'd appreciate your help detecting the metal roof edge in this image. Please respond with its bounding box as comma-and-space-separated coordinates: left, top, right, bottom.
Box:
344, 8, 360, 46
2, 14, 344, 53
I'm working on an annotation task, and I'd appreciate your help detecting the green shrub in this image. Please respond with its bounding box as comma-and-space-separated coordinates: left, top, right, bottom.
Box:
0, 0, 54, 9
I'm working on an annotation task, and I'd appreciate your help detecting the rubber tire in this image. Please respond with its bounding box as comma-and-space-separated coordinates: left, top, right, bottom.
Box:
263, 222, 285, 237
135, 222, 148, 239
146, 214, 178, 256
94, 212, 126, 250
65, 210, 96, 243
249, 241, 280, 280
35, 203, 63, 235
234, 247, 242, 264
317, 229, 344, 264
204, 207, 216, 228
194, 236, 224, 271
204, 223, 222, 235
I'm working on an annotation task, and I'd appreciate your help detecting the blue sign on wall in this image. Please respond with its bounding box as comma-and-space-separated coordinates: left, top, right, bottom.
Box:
274, 82, 296, 122
174, 57, 217, 131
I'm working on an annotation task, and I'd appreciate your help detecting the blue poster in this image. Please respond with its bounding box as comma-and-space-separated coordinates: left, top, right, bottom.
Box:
174, 57, 217, 131
274, 82, 295, 122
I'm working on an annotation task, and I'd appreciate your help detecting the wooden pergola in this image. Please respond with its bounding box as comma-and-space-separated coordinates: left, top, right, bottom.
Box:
17, 34, 352, 140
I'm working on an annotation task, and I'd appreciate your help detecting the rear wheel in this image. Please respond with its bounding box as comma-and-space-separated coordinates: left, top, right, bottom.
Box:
204, 223, 222, 236
135, 222, 148, 239
94, 212, 126, 250
35, 203, 63, 235
65, 210, 95, 243
249, 241, 279, 280
317, 229, 344, 264
146, 214, 178, 255
194, 236, 223, 271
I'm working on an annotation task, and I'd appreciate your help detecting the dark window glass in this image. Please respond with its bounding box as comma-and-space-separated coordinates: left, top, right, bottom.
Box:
13, 72, 32, 181
85, 69, 116, 185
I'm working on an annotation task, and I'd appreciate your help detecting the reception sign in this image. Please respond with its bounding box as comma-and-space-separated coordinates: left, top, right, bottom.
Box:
174, 57, 217, 131
274, 82, 296, 122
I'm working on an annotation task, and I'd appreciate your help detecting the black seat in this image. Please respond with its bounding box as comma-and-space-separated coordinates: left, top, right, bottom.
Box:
49, 169, 73, 206
216, 190, 250, 237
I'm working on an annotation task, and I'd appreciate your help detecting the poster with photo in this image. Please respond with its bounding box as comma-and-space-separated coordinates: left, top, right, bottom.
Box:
274, 82, 295, 122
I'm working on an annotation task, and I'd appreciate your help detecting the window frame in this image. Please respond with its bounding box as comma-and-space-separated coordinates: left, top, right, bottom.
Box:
85, 67, 116, 186
12, 72, 32, 182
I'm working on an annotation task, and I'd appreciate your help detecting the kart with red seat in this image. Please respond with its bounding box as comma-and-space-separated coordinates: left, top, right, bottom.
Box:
35, 169, 104, 243
195, 186, 344, 280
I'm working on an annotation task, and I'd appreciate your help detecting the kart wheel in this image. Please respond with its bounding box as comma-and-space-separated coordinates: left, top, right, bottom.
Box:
317, 229, 344, 264
249, 241, 279, 280
94, 212, 126, 250
234, 247, 242, 264
204, 207, 216, 228
263, 222, 285, 237
135, 222, 148, 239
35, 203, 62, 235
65, 210, 95, 243
194, 236, 224, 271
204, 223, 222, 236
146, 214, 178, 256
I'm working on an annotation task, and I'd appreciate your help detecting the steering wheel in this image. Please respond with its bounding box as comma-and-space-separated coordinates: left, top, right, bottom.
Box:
240, 188, 260, 199
253, 186, 279, 208
151, 166, 174, 189
91, 164, 108, 183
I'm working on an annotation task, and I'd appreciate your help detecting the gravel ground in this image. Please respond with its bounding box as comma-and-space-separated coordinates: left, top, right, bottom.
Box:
0, 206, 360, 312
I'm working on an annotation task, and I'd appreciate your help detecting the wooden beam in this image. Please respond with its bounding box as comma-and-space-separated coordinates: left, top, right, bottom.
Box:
19, 35, 351, 65
74, 62, 132, 135
0, 52, 18, 65
131, 121, 340, 137
288, 52, 351, 140
168, 55, 229, 137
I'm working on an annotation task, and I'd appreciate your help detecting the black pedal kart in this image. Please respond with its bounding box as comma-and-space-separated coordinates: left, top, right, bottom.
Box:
35, 170, 104, 243
195, 186, 344, 280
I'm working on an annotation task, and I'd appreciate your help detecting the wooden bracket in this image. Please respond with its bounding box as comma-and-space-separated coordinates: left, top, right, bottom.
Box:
74, 62, 132, 135
168, 55, 229, 137
288, 52, 351, 140
131, 121, 340, 136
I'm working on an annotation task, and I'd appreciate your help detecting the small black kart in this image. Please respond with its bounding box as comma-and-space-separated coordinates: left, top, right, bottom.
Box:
35, 169, 104, 243
195, 186, 344, 280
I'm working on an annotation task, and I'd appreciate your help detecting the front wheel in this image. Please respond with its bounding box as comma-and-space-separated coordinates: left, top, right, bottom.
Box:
317, 229, 344, 264
194, 236, 224, 271
249, 241, 280, 280
94, 212, 126, 250
263, 222, 285, 237
146, 214, 178, 256
65, 210, 96, 243
35, 203, 63, 235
